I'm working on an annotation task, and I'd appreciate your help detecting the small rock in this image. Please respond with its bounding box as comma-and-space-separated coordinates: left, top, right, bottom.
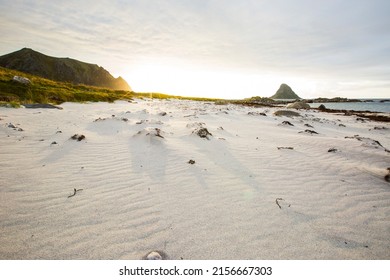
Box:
328, 148, 338, 153
143, 250, 168, 260
13, 75, 31, 85
51, 141, 58, 145
318, 104, 326, 110
304, 123, 314, 128
188, 159, 195, 164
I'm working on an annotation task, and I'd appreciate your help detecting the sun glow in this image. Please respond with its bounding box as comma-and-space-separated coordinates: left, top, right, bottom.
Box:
122, 60, 321, 99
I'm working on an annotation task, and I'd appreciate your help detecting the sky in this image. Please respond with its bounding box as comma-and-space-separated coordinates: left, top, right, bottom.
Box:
1, 0, 390, 99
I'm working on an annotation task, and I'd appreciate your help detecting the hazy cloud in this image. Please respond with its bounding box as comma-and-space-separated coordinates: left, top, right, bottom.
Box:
1, 0, 389, 97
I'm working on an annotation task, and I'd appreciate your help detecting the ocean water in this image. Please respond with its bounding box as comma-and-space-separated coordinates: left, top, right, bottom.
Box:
309, 100, 390, 113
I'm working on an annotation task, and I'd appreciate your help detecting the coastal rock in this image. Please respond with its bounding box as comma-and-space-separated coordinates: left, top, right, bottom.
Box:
318, 104, 327, 110
286, 101, 310, 109
13, 75, 31, 85
270, 84, 301, 99
274, 110, 301, 117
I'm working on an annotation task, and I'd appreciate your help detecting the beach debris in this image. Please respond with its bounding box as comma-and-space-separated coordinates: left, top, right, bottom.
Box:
159, 111, 167, 116
328, 148, 338, 153
281, 121, 294, 126
7, 123, 24, 131
194, 127, 212, 139
56, 130, 62, 134
186, 122, 205, 128
94, 117, 107, 122
70, 134, 86, 141
188, 159, 195, 164
22, 103, 63, 109
189, 122, 212, 139
248, 111, 267, 116
51, 141, 58, 145
94, 116, 128, 122
356, 117, 366, 122
67, 188, 83, 198
385, 168, 390, 182
304, 123, 314, 128
143, 250, 168, 260
339, 123, 346, 127
345, 135, 389, 152
147, 128, 164, 138
275, 198, 284, 209
299, 129, 319, 135
135, 128, 166, 139
277, 147, 294, 150
371, 126, 388, 131
136, 119, 163, 125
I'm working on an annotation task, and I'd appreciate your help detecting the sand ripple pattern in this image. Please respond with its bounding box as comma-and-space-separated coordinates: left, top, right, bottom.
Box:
0, 100, 389, 259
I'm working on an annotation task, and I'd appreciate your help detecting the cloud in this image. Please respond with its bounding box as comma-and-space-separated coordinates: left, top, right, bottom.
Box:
1, 0, 390, 98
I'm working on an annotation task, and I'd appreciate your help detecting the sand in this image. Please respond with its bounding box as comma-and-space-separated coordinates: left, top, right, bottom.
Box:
0, 99, 389, 259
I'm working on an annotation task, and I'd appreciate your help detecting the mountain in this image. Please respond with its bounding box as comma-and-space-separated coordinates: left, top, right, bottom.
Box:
270, 83, 301, 99
0, 48, 131, 91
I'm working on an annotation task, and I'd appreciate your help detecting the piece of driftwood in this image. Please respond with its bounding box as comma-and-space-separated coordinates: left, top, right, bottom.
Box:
275, 198, 283, 209
277, 147, 294, 150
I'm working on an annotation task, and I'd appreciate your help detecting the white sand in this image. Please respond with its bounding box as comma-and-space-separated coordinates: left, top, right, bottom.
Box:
0, 99, 389, 260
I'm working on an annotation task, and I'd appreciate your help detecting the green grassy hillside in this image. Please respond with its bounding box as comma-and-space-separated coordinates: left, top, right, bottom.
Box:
0, 67, 220, 105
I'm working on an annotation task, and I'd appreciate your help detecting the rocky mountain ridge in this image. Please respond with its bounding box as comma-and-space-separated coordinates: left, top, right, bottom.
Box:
0, 48, 131, 91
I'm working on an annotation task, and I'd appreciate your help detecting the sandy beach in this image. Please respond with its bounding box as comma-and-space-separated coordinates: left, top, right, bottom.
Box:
0, 99, 389, 260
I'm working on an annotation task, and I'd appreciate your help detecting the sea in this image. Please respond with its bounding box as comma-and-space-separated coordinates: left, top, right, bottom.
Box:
309, 99, 390, 113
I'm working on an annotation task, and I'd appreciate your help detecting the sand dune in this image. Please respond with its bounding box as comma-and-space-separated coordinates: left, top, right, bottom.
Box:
0, 99, 389, 259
